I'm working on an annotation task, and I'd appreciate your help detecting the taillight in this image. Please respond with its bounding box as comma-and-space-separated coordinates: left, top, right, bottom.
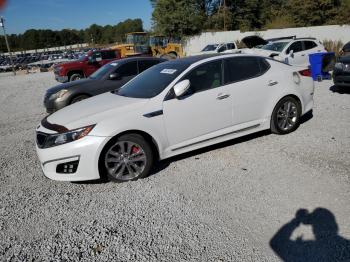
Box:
299, 69, 312, 77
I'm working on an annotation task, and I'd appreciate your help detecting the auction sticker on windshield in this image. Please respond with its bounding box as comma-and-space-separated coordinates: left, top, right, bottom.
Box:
160, 69, 177, 74
110, 63, 118, 66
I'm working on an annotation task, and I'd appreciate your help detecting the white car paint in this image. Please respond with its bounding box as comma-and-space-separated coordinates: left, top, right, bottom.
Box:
192, 42, 238, 56
36, 54, 314, 181
248, 38, 326, 66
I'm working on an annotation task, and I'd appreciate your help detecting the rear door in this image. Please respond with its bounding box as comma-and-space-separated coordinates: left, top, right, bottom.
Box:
223, 56, 273, 125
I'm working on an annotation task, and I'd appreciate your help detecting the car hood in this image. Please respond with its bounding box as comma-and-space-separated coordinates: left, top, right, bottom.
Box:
46, 79, 95, 95
46, 92, 148, 130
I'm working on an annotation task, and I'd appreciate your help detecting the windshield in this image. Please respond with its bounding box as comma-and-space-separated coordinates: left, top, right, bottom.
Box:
117, 62, 189, 98
202, 44, 219, 52
261, 42, 289, 52
90, 62, 118, 79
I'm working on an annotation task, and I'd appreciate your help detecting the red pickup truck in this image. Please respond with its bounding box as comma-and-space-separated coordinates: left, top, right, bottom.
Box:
53, 49, 121, 82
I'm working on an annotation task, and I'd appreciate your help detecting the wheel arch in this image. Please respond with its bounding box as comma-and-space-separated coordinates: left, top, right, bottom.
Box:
97, 129, 161, 180
69, 93, 92, 104
67, 70, 85, 78
272, 93, 303, 117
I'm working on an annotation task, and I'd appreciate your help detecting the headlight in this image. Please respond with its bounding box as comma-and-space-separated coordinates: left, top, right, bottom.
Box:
39, 125, 95, 148
334, 62, 344, 70
50, 89, 69, 100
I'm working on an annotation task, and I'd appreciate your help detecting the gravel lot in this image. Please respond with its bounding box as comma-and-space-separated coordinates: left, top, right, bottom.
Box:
0, 72, 349, 261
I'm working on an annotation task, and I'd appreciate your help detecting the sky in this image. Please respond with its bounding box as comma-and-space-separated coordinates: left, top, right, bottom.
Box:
0, 0, 153, 34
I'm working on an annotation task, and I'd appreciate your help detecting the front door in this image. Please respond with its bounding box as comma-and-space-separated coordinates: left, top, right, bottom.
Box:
163, 60, 233, 147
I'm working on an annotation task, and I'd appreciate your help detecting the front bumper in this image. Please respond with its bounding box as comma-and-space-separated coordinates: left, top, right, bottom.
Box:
333, 73, 350, 87
36, 135, 108, 181
44, 96, 70, 114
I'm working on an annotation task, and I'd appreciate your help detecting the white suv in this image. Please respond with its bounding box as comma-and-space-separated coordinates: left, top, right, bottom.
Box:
194, 42, 238, 55
252, 38, 326, 66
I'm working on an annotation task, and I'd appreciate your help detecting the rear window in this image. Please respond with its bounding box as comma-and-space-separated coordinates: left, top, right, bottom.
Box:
138, 59, 162, 73
304, 41, 317, 50
224, 57, 269, 84
101, 51, 117, 59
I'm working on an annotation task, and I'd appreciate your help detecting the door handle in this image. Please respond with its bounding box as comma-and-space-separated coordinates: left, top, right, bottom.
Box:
217, 93, 230, 100
268, 80, 278, 86
301, 54, 306, 56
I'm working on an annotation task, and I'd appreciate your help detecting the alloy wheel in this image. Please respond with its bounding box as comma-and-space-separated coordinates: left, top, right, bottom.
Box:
276, 101, 298, 131
105, 141, 147, 181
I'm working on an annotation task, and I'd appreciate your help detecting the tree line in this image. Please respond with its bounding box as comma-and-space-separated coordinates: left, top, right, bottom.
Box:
0, 19, 143, 52
151, 0, 350, 37
1, 1, 349, 53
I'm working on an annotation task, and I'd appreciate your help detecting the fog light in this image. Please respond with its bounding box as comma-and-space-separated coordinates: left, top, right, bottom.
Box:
56, 160, 79, 174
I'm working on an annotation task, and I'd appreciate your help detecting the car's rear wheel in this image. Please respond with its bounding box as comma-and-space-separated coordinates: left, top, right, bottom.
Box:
102, 134, 153, 183
70, 95, 89, 104
271, 96, 301, 135
69, 73, 83, 82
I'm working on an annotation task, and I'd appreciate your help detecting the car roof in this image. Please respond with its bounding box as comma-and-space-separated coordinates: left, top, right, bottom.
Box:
107, 56, 166, 66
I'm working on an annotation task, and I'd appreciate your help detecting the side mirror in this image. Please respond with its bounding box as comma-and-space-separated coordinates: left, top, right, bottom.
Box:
289, 50, 294, 58
109, 73, 120, 80
173, 79, 190, 97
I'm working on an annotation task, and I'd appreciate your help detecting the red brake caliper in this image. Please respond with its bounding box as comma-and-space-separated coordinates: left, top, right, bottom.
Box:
131, 146, 140, 154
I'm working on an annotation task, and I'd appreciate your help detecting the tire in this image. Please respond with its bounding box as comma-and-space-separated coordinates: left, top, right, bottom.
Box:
271, 96, 301, 135
101, 134, 154, 183
70, 94, 90, 104
69, 73, 83, 82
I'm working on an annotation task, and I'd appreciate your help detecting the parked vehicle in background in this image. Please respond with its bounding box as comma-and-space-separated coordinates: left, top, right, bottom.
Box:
149, 35, 184, 59
112, 32, 152, 58
194, 43, 238, 55
36, 54, 314, 183
340, 42, 350, 56
45, 57, 166, 113
244, 37, 326, 66
333, 56, 350, 87
53, 49, 121, 82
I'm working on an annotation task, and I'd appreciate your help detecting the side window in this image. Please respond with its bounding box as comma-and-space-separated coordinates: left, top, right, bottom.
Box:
227, 43, 236, 50
92, 52, 102, 61
218, 45, 227, 53
259, 58, 270, 73
138, 60, 161, 73
304, 41, 317, 51
185, 60, 222, 93
115, 61, 137, 77
287, 41, 303, 53
101, 51, 116, 60
224, 57, 262, 84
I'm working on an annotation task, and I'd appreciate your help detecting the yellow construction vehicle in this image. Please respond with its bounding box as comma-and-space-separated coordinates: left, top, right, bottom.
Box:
149, 35, 184, 59
112, 32, 184, 59
112, 32, 151, 58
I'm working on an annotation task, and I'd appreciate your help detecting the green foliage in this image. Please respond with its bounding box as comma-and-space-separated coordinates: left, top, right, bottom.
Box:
151, 0, 350, 37
0, 19, 143, 52
151, 0, 205, 37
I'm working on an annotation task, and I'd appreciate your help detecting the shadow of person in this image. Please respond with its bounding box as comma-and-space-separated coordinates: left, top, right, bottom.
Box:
270, 208, 350, 262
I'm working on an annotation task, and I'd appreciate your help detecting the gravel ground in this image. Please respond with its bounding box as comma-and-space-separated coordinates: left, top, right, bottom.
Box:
0, 72, 349, 261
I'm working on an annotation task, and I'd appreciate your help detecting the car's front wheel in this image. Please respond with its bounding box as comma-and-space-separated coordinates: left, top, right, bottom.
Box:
271, 96, 301, 135
101, 134, 154, 183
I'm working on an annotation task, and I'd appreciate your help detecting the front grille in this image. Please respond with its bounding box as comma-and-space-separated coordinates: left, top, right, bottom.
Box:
36, 132, 48, 148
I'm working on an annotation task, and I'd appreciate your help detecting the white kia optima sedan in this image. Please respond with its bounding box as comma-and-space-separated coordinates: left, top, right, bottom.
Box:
36, 54, 314, 182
